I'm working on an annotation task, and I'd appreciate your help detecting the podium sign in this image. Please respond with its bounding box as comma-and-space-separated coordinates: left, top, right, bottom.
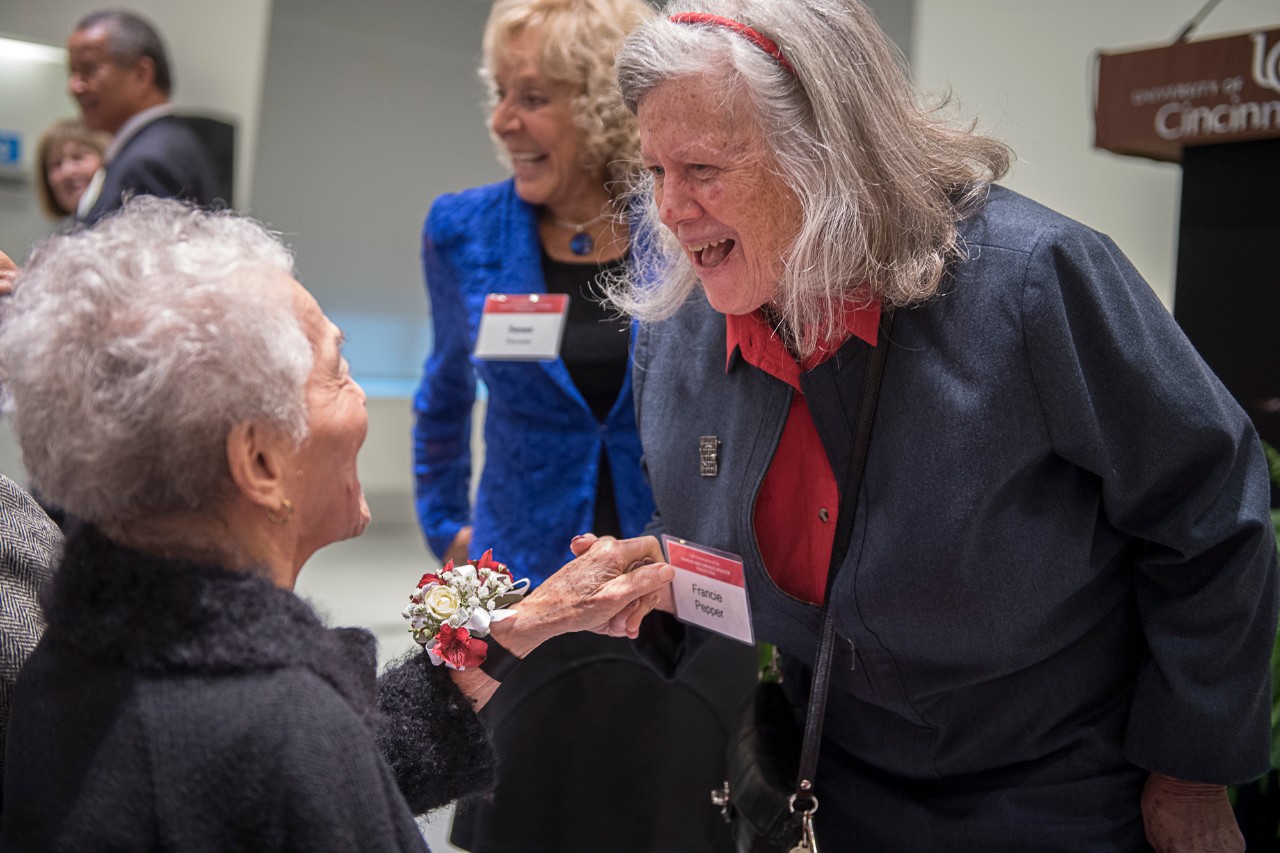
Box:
1095, 27, 1280, 162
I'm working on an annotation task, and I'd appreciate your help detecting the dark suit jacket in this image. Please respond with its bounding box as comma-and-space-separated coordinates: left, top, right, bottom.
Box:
82, 114, 220, 225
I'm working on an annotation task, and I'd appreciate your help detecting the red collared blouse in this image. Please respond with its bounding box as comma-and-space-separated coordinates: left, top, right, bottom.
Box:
724, 303, 880, 604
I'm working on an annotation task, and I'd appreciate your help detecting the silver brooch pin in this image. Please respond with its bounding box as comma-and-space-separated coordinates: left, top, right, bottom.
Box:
699, 435, 721, 477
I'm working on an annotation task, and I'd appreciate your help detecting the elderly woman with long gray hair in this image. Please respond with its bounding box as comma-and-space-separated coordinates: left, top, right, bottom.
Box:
0, 196, 673, 851
599, 0, 1280, 850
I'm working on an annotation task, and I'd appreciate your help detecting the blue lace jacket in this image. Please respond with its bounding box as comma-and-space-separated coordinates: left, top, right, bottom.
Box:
412, 179, 654, 585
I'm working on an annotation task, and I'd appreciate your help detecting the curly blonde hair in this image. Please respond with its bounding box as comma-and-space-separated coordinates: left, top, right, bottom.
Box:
481, 0, 655, 199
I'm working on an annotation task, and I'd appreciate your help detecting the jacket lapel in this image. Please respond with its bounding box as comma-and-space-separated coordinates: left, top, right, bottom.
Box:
485, 181, 588, 409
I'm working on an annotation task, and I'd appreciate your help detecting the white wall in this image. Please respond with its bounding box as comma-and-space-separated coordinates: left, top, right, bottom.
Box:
249, 0, 504, 397
912, 0, 1280, 308
0, 0, 273, 216
0, 1, 273, 485
0, 38, 74, 265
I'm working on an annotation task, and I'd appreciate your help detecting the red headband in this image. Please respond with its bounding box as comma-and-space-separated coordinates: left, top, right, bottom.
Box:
668, 12, 798, 78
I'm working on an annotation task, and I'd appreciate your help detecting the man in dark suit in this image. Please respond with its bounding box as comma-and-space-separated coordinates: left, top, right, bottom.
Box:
67, 10, 219, 225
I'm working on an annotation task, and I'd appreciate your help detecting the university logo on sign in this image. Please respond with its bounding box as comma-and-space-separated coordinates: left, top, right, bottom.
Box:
1253, 31, 1280, 93
1095, 27, 1280, 162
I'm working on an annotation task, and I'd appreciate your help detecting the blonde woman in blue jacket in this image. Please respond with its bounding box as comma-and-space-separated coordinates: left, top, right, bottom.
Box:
411, 1, 755, 850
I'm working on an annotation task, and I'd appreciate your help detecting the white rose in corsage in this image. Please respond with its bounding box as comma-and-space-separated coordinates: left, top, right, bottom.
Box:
424, 585, 461, 621
402, 549, 529, 670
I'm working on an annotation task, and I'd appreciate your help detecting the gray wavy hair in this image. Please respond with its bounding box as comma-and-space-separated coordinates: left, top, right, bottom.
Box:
607, 0, 1012, 357
0, 196, 312, 536
481, 0, 655, 199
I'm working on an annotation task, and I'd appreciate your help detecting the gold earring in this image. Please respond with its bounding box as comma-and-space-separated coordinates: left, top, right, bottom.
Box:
266, 498, 293, 525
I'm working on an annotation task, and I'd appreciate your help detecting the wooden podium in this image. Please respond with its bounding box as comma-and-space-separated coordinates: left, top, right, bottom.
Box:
1095, 27, 1280, 455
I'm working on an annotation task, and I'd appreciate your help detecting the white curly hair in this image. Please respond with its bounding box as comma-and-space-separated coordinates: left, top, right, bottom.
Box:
0, 196, 313, 536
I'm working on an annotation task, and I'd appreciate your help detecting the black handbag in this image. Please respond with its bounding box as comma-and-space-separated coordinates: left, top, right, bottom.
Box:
716, 664, 802, 853
712, 310, 894, 853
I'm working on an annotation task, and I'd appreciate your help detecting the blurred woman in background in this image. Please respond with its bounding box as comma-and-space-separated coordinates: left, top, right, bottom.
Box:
35, 118, 109, 221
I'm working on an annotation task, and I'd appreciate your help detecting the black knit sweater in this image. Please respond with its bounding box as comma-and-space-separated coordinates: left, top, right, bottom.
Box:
1, 523, 494, 852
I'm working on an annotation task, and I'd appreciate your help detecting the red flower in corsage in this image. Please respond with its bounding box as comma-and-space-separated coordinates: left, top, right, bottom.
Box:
416, 572, 443, 588
401, 550, 529, 671
430, 625, 489, 670
473, 549, 513, 582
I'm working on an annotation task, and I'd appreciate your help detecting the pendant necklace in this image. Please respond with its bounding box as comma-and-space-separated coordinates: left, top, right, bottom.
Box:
549, 210, 608, 256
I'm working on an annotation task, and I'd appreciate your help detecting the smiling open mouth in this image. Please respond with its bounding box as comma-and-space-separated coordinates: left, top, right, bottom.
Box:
689, 238, 735, 268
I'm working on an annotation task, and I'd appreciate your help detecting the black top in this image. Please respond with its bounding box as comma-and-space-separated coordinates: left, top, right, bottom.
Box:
540, 252, 630, 423
540, 251, 630, 537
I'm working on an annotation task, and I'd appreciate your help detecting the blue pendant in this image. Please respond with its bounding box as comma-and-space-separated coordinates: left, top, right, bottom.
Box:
569, 232, 594, 256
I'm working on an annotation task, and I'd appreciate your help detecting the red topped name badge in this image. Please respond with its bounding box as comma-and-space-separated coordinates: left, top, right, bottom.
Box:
663, 536, 755, 645
474, 293, 570, 361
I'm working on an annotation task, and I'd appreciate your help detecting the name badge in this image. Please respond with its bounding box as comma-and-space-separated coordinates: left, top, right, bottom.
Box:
662, 535, 755, 645
474, 293, 569, 360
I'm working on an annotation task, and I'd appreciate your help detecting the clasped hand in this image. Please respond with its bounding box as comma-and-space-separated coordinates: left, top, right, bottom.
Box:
506, 534, 673, 652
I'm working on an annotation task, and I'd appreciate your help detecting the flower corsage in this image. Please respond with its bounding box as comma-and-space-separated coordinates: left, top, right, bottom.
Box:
403, 549, 529, 671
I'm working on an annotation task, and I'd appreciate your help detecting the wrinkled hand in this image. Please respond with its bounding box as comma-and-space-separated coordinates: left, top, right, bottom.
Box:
1142, 773, 1244, 853
504, 535, 673, 651
0, 250, 18, 295
452, 536, 672, 712
571, 533, 675, 633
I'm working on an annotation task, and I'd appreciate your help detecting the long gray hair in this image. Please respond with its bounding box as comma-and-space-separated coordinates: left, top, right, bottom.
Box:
0, 197, 312, 537
607, 0, 1011, 357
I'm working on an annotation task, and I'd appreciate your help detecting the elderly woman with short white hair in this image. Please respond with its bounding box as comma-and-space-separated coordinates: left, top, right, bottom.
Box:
0, 196, 672, 851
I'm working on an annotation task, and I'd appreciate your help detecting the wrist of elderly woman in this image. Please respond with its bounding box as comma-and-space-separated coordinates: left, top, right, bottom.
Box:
487, 600, 555, 659
448, 666, 499, 712
443, 619, 526, 712
481, 536, 675, 656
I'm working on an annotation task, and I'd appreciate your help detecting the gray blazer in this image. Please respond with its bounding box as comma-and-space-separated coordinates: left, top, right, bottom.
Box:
0, 474, 61, 778
633, 185, 1279, 850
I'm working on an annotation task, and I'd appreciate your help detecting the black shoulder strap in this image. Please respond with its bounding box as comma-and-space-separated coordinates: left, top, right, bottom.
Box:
794, 306, 895, 809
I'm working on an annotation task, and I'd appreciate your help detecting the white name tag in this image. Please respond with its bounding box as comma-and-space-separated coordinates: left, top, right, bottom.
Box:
474, 293, 569, 361
663, 536, 755, 645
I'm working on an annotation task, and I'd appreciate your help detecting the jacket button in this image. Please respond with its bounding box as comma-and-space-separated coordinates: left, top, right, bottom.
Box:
818, 508, 829, 523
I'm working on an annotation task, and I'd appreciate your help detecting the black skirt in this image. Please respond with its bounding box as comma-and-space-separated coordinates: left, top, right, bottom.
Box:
450, 629, 758, 853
